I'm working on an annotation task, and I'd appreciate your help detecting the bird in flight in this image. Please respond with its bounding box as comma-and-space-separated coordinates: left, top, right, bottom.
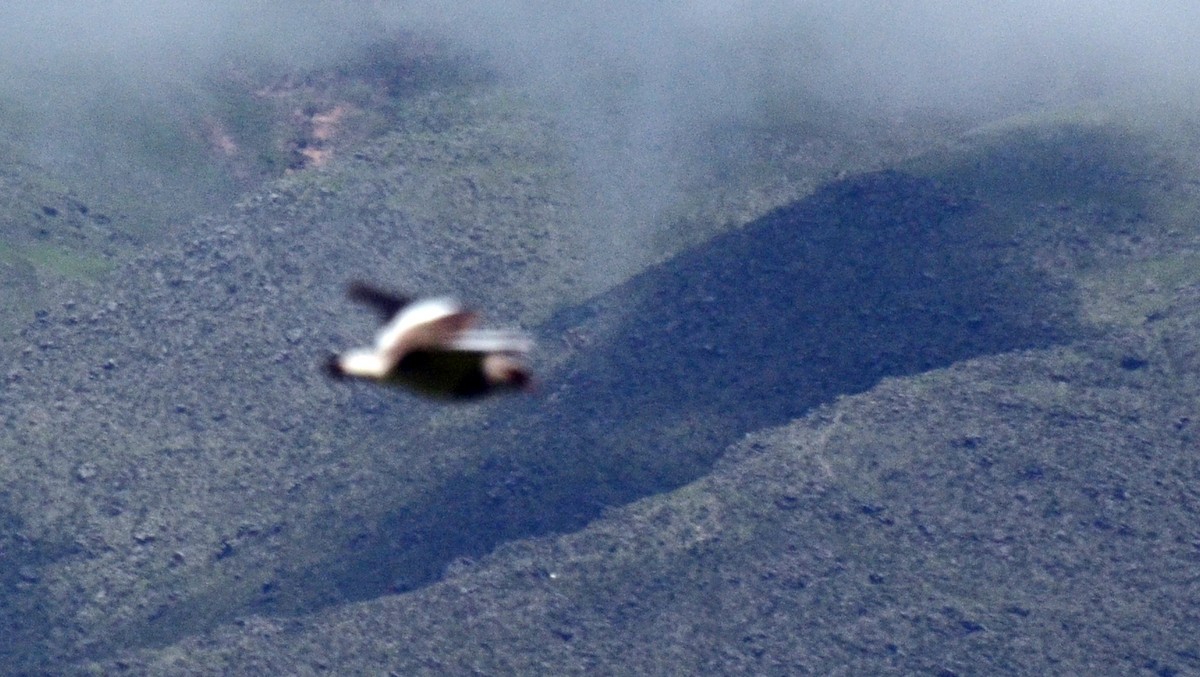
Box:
327, 282, 534, 399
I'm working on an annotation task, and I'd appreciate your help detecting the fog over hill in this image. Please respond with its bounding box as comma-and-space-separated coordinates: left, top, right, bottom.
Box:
4, 2, 1200, 274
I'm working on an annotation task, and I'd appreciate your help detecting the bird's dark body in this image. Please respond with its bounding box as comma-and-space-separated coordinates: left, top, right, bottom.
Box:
392, 350, 494, 399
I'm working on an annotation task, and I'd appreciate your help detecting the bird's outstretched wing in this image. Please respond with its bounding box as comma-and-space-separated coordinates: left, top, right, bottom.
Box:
379, 300, 477, 359
347, 281, 413, 321
449, 329, 534, 354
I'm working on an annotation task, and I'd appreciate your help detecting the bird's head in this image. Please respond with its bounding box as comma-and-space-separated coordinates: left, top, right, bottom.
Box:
483, 354, 534, 392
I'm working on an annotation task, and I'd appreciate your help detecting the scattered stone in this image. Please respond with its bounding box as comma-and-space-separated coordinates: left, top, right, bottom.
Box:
1120, 355, 1149, 370
75, 463, 98, 482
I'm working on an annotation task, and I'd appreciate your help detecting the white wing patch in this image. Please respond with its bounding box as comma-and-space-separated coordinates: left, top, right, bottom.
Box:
373, 297, 465, 352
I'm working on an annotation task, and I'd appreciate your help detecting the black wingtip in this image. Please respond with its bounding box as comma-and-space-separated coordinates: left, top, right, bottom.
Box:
346, 281, 413, 320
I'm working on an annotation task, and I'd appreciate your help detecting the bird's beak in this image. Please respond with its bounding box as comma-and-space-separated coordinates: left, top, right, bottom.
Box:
324, 354, 348, 380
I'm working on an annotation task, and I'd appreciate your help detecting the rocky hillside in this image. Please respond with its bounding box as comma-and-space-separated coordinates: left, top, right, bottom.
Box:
89, 315, 1200, 675
83, 110, 1200, 674
2, 32, 1199, 675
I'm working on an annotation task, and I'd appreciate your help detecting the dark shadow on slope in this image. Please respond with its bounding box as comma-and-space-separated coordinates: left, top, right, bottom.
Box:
0, 500, 78, 674
309, 169, 1090, 606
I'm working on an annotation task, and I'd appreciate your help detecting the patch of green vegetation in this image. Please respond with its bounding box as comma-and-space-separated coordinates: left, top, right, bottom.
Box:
21, 243, 112, 279
0, 239, 112, 280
